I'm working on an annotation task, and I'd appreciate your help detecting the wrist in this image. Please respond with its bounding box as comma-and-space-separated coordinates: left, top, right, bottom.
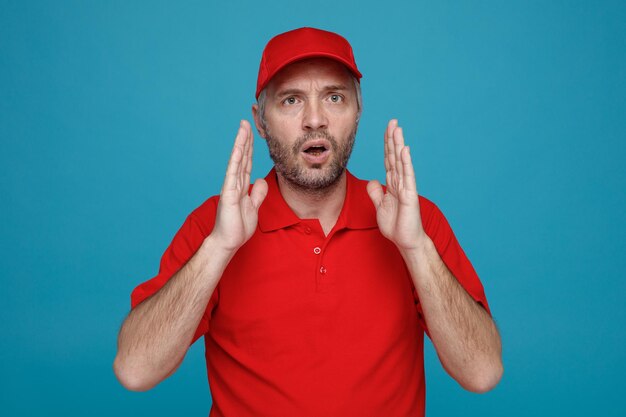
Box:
398, 234, 434, 262
396, 233, 436, 260
398, 236, 441, 294
202, 233, 240, 263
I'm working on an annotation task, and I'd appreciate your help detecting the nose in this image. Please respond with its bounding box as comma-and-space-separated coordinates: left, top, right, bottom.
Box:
302, 100, 328, 131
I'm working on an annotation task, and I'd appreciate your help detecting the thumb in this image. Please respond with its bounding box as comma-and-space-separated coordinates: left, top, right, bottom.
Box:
366, 180, 384, 208
250, 178, 268, 209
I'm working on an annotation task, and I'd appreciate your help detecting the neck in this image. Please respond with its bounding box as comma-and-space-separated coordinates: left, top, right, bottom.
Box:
276, 171, 347, 236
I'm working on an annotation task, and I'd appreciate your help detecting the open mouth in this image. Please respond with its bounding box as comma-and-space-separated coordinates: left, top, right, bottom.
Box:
300, 139, 331, 164
303, 145, 328, 156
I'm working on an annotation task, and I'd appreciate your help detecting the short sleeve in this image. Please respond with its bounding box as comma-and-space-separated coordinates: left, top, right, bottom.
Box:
130, 197, 220, 346
413, 196, 491, 336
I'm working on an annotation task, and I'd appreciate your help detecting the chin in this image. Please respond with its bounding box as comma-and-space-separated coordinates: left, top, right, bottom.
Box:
299, 166, 345, 190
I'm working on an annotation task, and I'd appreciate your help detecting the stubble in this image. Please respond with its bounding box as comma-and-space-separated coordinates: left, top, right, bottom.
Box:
265, 126, 357, 192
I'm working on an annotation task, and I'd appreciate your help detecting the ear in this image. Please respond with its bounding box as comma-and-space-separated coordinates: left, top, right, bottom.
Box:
251, 104, 268, 139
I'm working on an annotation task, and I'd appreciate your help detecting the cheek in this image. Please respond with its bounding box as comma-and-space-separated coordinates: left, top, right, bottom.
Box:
333, 114, 358, 136
327, 103, 358, 124
266, 115, 298, 137
267, 103, 302, 123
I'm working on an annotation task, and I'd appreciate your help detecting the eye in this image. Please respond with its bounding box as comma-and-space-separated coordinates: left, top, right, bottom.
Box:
283, 96, 298, 105
329, 94, 343, 103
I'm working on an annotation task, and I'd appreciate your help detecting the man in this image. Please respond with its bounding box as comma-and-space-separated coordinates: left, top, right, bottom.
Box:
114, 27, 503, 416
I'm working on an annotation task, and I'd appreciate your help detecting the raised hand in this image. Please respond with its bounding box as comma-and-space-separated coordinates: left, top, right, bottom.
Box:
211, 120, 268, 252
366, 119, 427, 252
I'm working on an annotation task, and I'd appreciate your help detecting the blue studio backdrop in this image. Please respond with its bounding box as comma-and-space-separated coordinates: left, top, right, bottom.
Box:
1, 1, 624, 416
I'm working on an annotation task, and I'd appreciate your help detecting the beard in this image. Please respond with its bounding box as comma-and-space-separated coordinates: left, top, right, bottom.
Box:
265, 125, 358, 192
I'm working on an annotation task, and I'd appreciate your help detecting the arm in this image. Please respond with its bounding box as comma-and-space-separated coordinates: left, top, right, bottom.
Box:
113, 120, 268, 391
401, 239, 502, 392
366, 120, 503, 393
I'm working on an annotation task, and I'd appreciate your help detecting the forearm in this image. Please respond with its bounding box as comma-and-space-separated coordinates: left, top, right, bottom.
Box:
114, 234, 235, 391
401, 237, 503, 393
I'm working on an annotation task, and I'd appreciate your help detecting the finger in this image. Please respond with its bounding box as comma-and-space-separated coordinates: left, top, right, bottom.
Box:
242, 120, 253, 188
250, 178, 268, 209
393, 126, 405, 187
386, 167, 393, 193
240, 121, 251, 183
401, 146, 418, 195
387, 125, 398, 187
239, 121, 253, 191
366, 180, 384, 208
246, 133, 253, 188
222, 121, 247, 193
385, 120, 397, 172
387, 119, 397, 140
384, 119, 397, 172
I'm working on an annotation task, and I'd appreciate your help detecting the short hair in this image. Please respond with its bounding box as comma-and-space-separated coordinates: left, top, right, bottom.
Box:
256, 75, 362, 132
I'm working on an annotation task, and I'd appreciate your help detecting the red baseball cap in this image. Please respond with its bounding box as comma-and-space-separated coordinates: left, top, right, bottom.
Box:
255, 27, 362, 99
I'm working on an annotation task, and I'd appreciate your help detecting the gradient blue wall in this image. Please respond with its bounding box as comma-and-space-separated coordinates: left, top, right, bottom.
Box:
1, 1, 624, 415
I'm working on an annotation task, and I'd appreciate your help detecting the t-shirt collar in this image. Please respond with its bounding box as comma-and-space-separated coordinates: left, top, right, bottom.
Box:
257, 168, 378, 232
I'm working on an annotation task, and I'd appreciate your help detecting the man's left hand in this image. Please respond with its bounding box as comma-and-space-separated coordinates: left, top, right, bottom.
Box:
367, 119, 428, 252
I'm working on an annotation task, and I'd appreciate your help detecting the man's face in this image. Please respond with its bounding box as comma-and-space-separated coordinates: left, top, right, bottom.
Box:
253, 58, 360, 191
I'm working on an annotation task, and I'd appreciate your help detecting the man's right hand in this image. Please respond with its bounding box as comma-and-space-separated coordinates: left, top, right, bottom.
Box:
210, 120, 268, 252
114, 120, 268, 391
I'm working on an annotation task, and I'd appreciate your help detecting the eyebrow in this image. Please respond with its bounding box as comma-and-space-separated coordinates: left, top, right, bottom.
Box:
275, 84, 349, 98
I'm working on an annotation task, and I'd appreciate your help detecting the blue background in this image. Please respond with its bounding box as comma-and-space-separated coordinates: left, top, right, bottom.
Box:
1, 0, 624, 415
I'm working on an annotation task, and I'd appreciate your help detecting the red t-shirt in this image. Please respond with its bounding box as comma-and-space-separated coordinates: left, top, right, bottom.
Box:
130, 168, 490, 417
